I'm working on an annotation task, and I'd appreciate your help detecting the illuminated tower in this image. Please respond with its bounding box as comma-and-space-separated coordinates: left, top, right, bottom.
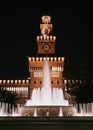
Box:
28, 15, 64, 91
37, 15, 56, 54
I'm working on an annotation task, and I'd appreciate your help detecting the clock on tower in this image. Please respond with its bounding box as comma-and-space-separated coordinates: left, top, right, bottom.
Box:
42, 43, 50, 51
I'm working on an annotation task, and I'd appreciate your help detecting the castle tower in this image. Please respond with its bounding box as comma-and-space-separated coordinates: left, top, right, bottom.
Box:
37, 15, 56, 54
28, 15, 64, 90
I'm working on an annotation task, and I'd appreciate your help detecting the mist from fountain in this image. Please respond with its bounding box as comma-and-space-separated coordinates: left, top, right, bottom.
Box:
25, 60, 69, 106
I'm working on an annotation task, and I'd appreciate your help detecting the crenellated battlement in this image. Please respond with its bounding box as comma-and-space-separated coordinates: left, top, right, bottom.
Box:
37, 35, 56, 42
28, 57, 64, 62
0, 79, 30, 85
0, 79, 90, 88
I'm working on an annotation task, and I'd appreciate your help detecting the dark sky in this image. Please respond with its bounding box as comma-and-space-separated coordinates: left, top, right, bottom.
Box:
0, 4, 93, 79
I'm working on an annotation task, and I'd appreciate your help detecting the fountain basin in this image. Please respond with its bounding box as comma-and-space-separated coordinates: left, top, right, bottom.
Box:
18, 106, 76, 116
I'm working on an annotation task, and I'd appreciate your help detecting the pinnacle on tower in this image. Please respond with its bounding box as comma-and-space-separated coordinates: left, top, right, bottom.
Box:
41, 15, 51, 24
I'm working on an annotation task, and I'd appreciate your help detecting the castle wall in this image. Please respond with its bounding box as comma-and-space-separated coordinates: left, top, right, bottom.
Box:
28, 57, 64, 89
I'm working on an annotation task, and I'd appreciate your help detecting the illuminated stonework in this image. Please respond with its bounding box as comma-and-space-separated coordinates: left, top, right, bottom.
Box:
37, 15, 56, 54
28, 57, 64, 89
41, 15, 51, 23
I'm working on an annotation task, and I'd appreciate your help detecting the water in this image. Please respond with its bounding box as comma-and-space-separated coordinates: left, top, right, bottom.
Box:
33, 108, 37, 117
74, 103, 93, 116
58, 107, 63, 116
0, 102, 19, 116
26, 60, 69, 106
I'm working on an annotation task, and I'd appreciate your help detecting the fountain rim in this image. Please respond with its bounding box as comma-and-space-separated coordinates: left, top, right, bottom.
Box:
23, 105, 73, 107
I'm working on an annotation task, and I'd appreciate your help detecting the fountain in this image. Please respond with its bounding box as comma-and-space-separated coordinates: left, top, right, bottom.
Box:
18, 60, 75, 116
0, 102, 19, 116
26, 60, 69, 106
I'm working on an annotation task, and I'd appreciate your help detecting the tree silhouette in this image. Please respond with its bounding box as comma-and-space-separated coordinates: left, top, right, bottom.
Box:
66, 80, 93, 103
0, 86, 18, 105
63, 57, 79, 79
64, 57, 93, 79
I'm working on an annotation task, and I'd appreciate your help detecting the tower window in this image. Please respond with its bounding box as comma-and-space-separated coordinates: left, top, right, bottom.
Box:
34, 81, 36, 84
51, 81, 53, 84
40, 81, 42, 84
44, 29, 48, 34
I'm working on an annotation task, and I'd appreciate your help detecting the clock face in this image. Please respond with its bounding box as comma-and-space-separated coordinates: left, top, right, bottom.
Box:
43, 44, 50, 51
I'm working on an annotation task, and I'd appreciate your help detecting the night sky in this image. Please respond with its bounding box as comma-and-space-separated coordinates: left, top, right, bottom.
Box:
0, 4, 93, 79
